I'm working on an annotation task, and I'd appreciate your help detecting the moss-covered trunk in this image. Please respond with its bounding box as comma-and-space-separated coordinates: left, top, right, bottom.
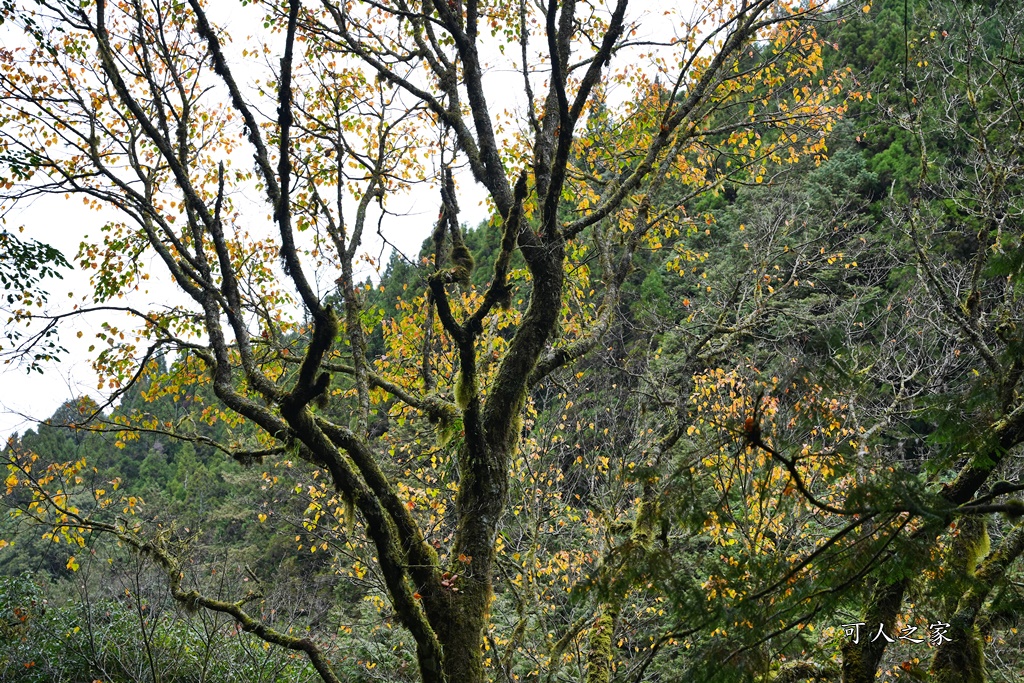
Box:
586, 607, 618, 683
926, 517, 989, 683
929, 523, 1024, 683
840, 577, 907, 683
437, 578, 493, 682
840, 407, 1024, 683
426, 234, 565, 682
930, 616, 985, 683
433, 436, 506, 683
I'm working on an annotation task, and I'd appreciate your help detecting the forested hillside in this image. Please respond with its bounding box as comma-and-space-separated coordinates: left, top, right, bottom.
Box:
3, 0, 1024, 681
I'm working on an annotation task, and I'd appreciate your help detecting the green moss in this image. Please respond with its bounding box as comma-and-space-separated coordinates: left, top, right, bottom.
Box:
942, 517, 988, 615
450, 243, 474, 285
969, 522, 990, 576
455, 370, 474, 411
343, 490, 355, 536
631, 499, 661, 550
586, 609, 616, 683
510, 412, 523, 453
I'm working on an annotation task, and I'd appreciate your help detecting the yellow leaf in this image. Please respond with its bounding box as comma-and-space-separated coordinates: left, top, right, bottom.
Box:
66, 556, 79, 572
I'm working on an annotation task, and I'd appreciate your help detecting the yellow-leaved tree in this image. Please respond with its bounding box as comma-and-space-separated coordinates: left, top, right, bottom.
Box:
0, 0, 851, 680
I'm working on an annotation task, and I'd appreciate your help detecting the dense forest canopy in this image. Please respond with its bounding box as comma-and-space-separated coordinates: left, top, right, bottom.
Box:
2, 0, 1024, 681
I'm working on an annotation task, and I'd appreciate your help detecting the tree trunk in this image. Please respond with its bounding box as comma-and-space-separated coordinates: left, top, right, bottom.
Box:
840, 577, 907, 683
586, 606, 618, 683
930, 523, 1024, 683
